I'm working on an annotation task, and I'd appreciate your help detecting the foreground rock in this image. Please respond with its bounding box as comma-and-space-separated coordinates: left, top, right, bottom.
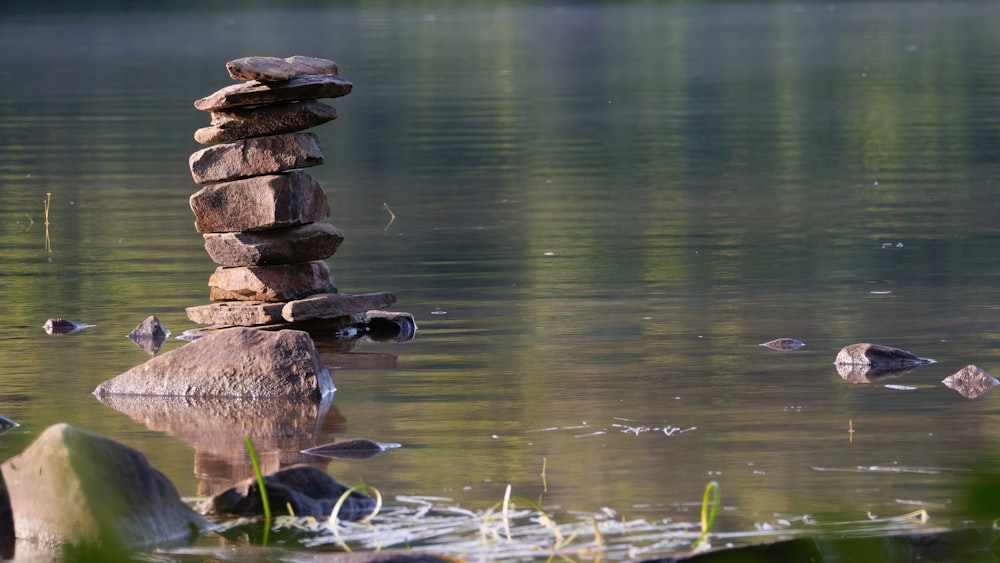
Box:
189, 132, 324, 184
942, 364, 1000, 399
195, 100, 338, 144
1, 423, 210, 549
194, 74, 353, 112
834, 343, 934, 368
227, 55, 341, 81
94, 327, 334, 399
209, 261, 336, 302
210, 465, 374, 520
190, 170, 329, 233
203, 222, 344, 266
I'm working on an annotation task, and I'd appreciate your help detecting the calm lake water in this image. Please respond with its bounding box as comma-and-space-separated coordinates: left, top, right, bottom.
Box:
2, 1, 1000, 559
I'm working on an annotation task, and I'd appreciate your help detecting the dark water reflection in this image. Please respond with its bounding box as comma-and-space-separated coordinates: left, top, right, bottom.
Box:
2, 1, 1000, 555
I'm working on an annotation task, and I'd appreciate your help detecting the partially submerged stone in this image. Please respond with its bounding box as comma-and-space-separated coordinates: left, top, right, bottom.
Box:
126, 315, 170, 355
759, 338, 805, 351
195, 100, 338, 144
194, 74, 353, 112
0, 423, 210, 549
834, 343, 934, 368
42, 318, 92, 335
301, 438, 401, 460
209, 261, 335, 302
189, 132, 324, 184
226, 55, 341, 82
211, 465, 374, 520
282, 292, 396, 322
190, 170, 330, 233
93, 327, 334, 399
203, 222, 344, 267
363, 311, 418, 342
942, 364, 1000, 399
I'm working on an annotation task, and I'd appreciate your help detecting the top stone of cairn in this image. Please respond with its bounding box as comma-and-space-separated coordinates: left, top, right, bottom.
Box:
227, 55, 341, 82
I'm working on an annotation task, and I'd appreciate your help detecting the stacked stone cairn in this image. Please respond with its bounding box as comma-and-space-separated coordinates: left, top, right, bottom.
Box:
185, 56, 396, 329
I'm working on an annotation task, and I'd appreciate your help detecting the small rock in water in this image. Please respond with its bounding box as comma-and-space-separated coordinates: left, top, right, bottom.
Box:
0, 414, 18, 434
942, 365, 1000, 399
834, 343, 934, 368
126, 315, 171, 355
301, 438, 401, 460
759, 338, 805, 351
210, 465, 374, 520
42, 318, 93, 335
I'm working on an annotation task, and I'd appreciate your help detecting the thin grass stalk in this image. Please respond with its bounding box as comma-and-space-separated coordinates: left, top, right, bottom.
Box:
244, 434, 271, 546
693, 481, 720, 551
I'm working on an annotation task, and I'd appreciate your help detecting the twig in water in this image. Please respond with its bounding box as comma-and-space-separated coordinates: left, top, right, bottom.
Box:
44, 193, 52, 253
541, 457, 548, 493
383, 202, 396, 233
502, 484, 513, 541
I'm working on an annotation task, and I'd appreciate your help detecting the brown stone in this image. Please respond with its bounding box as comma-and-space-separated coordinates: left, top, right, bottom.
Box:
194, 100, 338, 145
282, 292, 397, 322
209, 261, 335, 302
190, 170, 330, 233
189, 132, 324, 184
834, 343, 934, 368
942, 365, 1000, 399
194, 74, 353, 112
186, 301, 286, 326
226, 55, 341, 82
0, 423, 210, 548
203, 222, 344, 267
93, 328, 334, 399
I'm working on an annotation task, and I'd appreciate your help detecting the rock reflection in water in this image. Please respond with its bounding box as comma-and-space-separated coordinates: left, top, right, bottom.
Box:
95, 393, 345, 497
836, 363, 918, 384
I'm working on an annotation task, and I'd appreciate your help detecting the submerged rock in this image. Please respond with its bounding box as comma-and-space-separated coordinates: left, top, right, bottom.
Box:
302, 438, 400, 460
42, 318, 93, 335
0, 423, 210, 549
942, 365, 1000, 399
210, 465, 374, 520
188, 132, 324, 184
226, 55, 341, 81
759, 338, 805, 351
126, 315, 170, 355
195, 100, 338, 145
834, 343, 934, 368
208, 261, 336, 302
194, 74, 353, 112
836, 363, 915, 384
189, 170, 330, 233
202, 222, 344, 267
94, 327, 334, 399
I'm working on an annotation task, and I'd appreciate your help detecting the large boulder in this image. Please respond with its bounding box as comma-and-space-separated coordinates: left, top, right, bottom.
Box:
195, 100, 338, 145
0, 423, 210, 549
208, 261, 336, 302
210, 465, 375, 520
226, 55, 341, 81
203, 222, 344, 267
834, 343, 934, 369
194, 74, 353, 112
189, 132, 324, 184
190, 170, 330, 233
94, 327, 334, 399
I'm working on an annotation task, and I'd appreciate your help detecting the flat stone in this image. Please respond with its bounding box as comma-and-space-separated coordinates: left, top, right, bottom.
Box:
282, 292, 397, 322
209, 261, 336, 302
203, 223, 344, 267
226, 55, 340, 82
185, 301, 286, 326
194, 74, 353, 112
942, 364, 1000, 399
189, 132, 324, 185
93, 328, 334, 399
211, 465, 373, 520
834, 343, 934, 368
195, 100, 338, 145
0, 423, 211, 548
190, 170, 330, 233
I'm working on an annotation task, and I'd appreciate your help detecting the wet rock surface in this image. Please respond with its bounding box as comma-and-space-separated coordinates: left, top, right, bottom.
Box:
0, 423, 210, 549
42, 318, 92, 335
94, 328, 334, 399
210, 465, 375, 520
